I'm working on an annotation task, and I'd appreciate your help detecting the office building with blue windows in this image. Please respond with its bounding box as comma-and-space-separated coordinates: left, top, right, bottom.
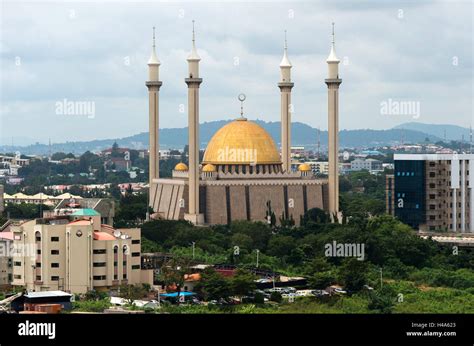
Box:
387, 154, 474, 232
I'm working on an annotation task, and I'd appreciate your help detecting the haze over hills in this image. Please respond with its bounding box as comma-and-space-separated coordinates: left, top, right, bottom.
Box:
3, 120, 468, 156
394, 122, 472, 141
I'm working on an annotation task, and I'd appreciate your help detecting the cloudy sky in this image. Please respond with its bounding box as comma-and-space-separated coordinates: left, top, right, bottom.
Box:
0, 0, 472, 145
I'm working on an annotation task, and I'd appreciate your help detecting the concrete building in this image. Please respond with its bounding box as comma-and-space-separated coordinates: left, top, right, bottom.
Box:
0, 232, 13, 288
325, 23, 342, 220
148, 24, 342, 225
350, 158, 383, 173
386, 153, 474, 232
0, 184, 4, 214
10, 209, 153, 294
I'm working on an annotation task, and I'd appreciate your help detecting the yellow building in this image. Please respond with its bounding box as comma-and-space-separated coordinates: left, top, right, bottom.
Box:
10, 209, 153, 294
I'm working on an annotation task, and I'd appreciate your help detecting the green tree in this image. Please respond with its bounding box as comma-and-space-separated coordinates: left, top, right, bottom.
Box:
194, 268, 231, 301
230, 269, 256, 296
338, 258, 368, 292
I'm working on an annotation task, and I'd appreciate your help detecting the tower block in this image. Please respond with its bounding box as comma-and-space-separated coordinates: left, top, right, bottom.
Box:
184, 21, 204, 225
278, 30, 294, 173
325, 23, 342, 220
146, 27, 162, 208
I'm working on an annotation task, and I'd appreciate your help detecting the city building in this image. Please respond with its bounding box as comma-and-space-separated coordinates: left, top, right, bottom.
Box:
386, 153, 474, 232
46, 198, 115, 226
350, 158, 383, 173
10, 209, 153, 294
0, 231, 13, 288
147, 23, 342, 225
3, 192, 82, 207
0, 184, 4, 214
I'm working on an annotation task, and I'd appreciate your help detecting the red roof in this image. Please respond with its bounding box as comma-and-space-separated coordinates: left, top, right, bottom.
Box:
0, 231, 14, 241
93, 232, 115, 241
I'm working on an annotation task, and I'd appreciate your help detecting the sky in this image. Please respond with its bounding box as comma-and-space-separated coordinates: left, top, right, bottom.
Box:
0, 0, 472, 145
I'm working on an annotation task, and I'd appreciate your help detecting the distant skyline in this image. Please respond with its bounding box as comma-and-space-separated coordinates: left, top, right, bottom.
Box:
1, 0, 472, 145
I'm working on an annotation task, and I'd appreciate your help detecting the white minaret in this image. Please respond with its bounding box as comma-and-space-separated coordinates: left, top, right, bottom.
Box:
184, 20, 204, 225
325, 23, 342, 220
146, 27, 162, 208
279, 30, 294, 173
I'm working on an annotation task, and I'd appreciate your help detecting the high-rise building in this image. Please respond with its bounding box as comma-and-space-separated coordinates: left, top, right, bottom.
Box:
386, 153, 474, 232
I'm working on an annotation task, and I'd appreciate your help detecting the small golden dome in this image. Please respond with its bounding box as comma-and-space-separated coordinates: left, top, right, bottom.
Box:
202, 164, 216, 172
203, 118, 281, 165
174, 162, 188, 171
298, 163, 311, 172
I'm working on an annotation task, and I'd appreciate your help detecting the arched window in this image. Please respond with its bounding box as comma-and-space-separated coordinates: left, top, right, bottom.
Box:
122, 245, 128, 280
113, 246, 118, 280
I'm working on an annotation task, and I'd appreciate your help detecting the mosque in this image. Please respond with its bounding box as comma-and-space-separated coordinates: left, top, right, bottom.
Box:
145, 23, 342, 226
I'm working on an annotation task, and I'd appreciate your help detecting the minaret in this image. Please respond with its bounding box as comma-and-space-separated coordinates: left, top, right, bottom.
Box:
325, 23, 342, 220
184, 20, 204, 225
146, 27, 162, 208
279, 30, 294, 173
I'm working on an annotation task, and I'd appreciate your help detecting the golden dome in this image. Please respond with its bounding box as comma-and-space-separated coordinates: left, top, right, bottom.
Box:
174, 162, 188, 171
202, 164, 216, 172
203, 118, 281, 165
298, 163, 311, 172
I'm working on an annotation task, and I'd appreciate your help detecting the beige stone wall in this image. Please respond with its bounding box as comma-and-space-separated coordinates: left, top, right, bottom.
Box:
287, 185, 305, 223
206, 185, 227, 225
229, 185, 247, 221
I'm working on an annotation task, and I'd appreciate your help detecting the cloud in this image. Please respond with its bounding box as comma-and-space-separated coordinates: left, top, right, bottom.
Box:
0, 0, 472, 144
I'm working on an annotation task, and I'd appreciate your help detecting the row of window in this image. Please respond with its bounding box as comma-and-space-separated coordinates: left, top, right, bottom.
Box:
34, 237, 140, 244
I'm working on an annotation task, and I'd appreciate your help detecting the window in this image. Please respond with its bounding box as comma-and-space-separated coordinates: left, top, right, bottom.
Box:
93, 275, 106, 280
132, 239, 140, 244
123, 274, 127, 279
429, 172, 436, 178
131, 252, 140, 257
14, 275, 21, 279
93, 262, 106, 267
35, 236, 41, 241
93, 249, 107, 254
429, 183, 435, 188
35, 262, 41, 268
13, 261, 21, 266
36, 275, 41, 281
429, 194, 436, 199
51, 263, 59, 268
429, 162, 435, 167
429, 205, 436, 210
51, 276, 59, 281
429, 215, 436, 220
51, 237, 59, 242
51, 250, 59, 255
37, 249, 41, 255
132, 265, 140, 270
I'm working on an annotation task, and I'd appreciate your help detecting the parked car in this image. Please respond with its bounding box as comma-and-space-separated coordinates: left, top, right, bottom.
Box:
334, 288, 347, 295
311, 290, 330, 297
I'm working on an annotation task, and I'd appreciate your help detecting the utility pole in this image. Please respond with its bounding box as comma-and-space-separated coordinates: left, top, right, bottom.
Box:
256, 249, 259, 268
192, 242, 195, 259
380, 267, 383, 289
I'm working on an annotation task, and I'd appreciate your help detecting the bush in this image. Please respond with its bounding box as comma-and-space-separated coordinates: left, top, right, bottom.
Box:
270, 291, 283, 303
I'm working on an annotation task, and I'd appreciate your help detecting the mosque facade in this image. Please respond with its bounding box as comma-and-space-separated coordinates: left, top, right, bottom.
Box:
146, 23, 342, 226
